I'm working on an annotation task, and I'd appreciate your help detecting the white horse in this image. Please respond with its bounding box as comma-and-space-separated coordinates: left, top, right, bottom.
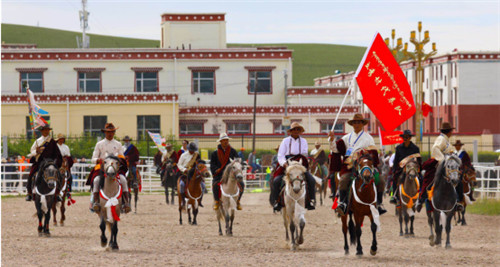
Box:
282, 159, 308, 251
216, 158, 244, 236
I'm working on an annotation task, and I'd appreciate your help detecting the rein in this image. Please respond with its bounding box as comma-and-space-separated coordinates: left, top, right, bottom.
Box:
351, 180, 380, 232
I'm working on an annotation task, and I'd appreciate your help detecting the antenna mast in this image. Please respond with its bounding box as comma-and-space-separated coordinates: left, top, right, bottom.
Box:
77, 0, 90, 48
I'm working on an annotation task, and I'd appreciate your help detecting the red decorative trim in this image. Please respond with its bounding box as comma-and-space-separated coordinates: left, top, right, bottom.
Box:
187, 66, 220, 71
223, 119, 254, 124
1, 49, 293, 61
161, 13, 225, 22
191, 69, 217, 95
1, 93, 178, 104
180, 119, 208, 124
73, 67, 106, 72
131, 67, 163, 72
15, 68, 48, 73
180, 105, 360, 115
244, 66, 276, 71
288, 87, 348, 96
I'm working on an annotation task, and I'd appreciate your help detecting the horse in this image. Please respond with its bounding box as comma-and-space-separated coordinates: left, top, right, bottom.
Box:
177, 161, 210, 225
126, 167, 141, 213
282, 159, 308, 251
426, 154, 461, 249
341, 152, 380, 256
33, 158, 62, 237
51, 157, 70, 226
96, 156, 124, 251
161, 160, 177, 205
455, 166, 476, 226
216, 158, 244, 236
397, 157, 420, 237
308, 157, 328, 206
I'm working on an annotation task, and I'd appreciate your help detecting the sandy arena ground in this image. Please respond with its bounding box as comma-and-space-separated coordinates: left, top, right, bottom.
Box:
2, 193, 499, 266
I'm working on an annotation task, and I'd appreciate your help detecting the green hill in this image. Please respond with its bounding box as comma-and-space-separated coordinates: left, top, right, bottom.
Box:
1, 24, 366, 85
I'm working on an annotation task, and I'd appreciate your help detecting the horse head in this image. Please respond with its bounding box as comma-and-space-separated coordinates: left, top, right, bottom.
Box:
463, 166, 477, 186
194, 160, 210, 180
103, 155, 120, 180
404, 158, 420, 181
165, 160, 175, 177
286, 159, 307, 194
41, 158, 59, 189
227, 158, 244, 182
355, 153, 375, 184
441, 154, 462, 186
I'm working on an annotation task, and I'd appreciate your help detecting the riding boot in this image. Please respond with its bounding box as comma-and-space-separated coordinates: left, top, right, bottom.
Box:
272, 176, 283, 211
336, 190, 348, 216
306, 173, 316, 210
377, 192, 387, 215
415, 189, 427, 213
25, 175, 33, 201
456, 181, 465, 212
328, 174, 336, 198
470, 188, 476, 202
92, 192, 101, 212
390, 187, 399, 204
213, 200, 220, 211
122, 192, 131, 214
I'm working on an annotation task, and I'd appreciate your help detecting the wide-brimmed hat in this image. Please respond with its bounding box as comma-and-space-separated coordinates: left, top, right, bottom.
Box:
39, 125, 52, 130
188, 142, 198, 152
101, 123, 118, 132
274, 145, 280, 151
56, 133, 66, 140
453, 140, 464, 146
218, 133, 231, 142
440, 122, 455, 131
122, 135, 132, 142
347, 113, 369, 126
399, 130, 415, 137
287, 122, 305, 133
314, 140, 321, 146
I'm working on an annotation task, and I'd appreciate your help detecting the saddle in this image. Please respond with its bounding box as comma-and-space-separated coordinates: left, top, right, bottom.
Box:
273, 154, 309, 178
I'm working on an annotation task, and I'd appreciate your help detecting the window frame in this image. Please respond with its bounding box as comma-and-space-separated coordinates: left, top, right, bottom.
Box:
224, 120, 252, 134
77, 71, 102, 93
191, 70, 216, 94
134, 71, 159, 92
180, 122, 205, 135
19, 72, 44, 93
83, 116, 107, 137
137, 115, 161, 141
248, 70, 273, 94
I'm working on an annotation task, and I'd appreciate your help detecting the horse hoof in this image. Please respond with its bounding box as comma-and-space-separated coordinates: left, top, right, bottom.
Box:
54, 222, 58, 226
400, 232, 404, 236
297, 236, 304, 245
219, 232, 223, 236
192, 222, 197, 226
370, 249, 377, 256
356, 251, 363, 256
112, 244, 119, 251
405, 234, 410, 238
445, 244, 452, 249
101, 237, 108, 247
344, 250, 349, 255
44, 232, 51, 237
38, 232, 44, 237
429, 240, 435, 246
428, 235, 434, 241
60, 222, 64, 227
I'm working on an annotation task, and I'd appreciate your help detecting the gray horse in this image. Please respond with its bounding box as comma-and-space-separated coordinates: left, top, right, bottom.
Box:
427, 154, 461, 249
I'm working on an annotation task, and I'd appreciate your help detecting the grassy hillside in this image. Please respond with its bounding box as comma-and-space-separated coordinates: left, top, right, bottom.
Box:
1, 24, 366, 85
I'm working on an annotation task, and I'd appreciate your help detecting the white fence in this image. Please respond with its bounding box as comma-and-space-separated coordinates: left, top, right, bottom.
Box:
474, 166, 500, 199
1, 162, 271, 195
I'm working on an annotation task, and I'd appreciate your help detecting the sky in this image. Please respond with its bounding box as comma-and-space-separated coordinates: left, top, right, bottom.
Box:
2, 0, 499, 53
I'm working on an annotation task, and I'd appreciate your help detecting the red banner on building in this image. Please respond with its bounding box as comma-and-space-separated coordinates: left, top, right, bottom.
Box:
422, 101, 433, 117
355, 33, 416, 132
380, 129, 404, 145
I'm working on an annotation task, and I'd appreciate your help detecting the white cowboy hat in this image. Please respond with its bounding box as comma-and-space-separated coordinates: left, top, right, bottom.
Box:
218, 133, 231, 142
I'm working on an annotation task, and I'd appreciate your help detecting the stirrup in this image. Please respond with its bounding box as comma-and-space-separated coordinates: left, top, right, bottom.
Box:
336, 202, 347, 216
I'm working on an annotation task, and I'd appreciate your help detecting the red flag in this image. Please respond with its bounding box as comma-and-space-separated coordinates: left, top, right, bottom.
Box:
422, 101, 433, 117
380, 129, 404, 145
355, 33, 416, 132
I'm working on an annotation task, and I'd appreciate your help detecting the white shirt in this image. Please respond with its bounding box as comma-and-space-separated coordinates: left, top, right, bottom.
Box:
278, 136, 309, 167
431, 134, 453, 162
389, 153, 395, 168
28, 135, 52, 158
177, 151, 196, 172
310, 148, 319, 156
57, 143, 71, 157
330, 130, 375, 154
91, 138, 124, 164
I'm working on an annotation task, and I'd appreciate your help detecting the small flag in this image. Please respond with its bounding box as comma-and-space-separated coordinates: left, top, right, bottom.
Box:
422, 102, 433, 117
27, 89, 50, 130
147, 130, 166, 154
380, 128, 404, 145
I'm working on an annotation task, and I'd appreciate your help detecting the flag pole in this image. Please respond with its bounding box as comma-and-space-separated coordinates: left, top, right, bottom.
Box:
378, 126, 385, 156
328, 83, 353, 141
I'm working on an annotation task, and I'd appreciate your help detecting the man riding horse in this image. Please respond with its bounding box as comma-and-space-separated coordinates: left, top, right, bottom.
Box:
271, 122, 317, 211
210, 133, 244, 211
122, 136, 140, 188
453, 140, 476, 202
89, 123, 131, 213
178, 142, 205, 208
416, 122, 465, 212
26, 125, 63, 202
56, 133, 74, 196
390, 130, 421, 205
161, 143, 179, 177
328, 113, 387, 216
310, 140, 328, 179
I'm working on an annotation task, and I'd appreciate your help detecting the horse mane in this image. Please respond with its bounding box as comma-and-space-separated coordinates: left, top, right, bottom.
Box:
221, 158, 242, 184
435, 154, 461, 183
188, 159, 206, 179
35, 158, 58, 186
285, 161, 307, 179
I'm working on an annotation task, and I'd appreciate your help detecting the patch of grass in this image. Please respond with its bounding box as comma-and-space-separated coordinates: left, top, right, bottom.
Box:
466, 198, 500, 216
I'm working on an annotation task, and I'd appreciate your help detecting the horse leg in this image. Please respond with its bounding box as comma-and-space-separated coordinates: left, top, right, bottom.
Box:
289, 221, 297, 251
355, 218, 363, 256
188, 204, 192, 225
36, 202, 44, 236
224, 209, 231, 236
43, 207, 51, 237
461, 208, 467, 226
229, 209, 235, 236
52, 201, 58, 226
100, 218, 107, 247
404, 210, 410, 237
164, 186, 169, 204
341, 215, 349, 255
445, 214, 453, 249
192, 207, 198, 225
409, 214, 415, 236
178, 203, 183, 225
427, 208, 435, 245
60, 196, 66, 226
433, 211, 442, 247
111, 222, 119, 251
297, 216, 305, 245
398, 207, 404, 236
370, 219, 378, 256
217, 210, 223, 236
282, 207, 289, 242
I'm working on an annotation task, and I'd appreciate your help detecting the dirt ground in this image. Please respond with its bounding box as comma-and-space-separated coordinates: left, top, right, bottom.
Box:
2, 193, 499, 266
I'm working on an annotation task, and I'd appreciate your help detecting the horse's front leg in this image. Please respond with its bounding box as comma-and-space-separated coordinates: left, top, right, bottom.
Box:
461, 208, 467, 226
289, 221, 297, 251
282, 207, 289, 241
52, 202, 58, 226
229, 209, 235, 236
188, 203, 192, 225
445, 213, 453, 249
370, 217, 378, 256
224, 208, 231, 236
110, 221, 119, 251
433, 211, 442, 247
404, 210, 410, 236
60, 197, 66, 226
134, 189, 138, 213
100, 218, 107, 247
178, 202, 183, 225
398, 208, 404, 236
192, 207, 198, 225
217, 210, 223, 236
36, 201, 44, 236
43, 206, 51, 237
297, 216, 305, 245
341, 214, 349, 254
355, 216, 363, 256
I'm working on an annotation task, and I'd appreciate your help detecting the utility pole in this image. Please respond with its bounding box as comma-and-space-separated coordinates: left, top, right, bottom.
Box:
283, 69, 289, 137
77, 0, 90, 48
252, 75, 258, 152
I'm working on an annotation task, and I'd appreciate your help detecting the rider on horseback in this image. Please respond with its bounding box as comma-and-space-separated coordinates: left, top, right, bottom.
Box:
271, 122, 317, 211
453, 140, 475, 202
210, 133, 244, 211
25, 125, 63, 202
328, 113, 387, 216
161, 143, 179, 176
122, 136, 140, 188
56, 133, 74, 197
90, 123, 131, 213
178, 142, 205, 208
416, 122, 465, 212
390, 130, 421, 205
310, 140, 328, 179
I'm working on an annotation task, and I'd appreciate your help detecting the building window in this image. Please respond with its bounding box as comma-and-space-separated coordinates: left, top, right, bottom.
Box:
320, 123, 343, 134
135, 72, 158, 92
226, 123, 251, 134
274, 124, 287, 134
440, 65, 443, 80
444, 76, 447, 86
137, 115, 160, 140
84, 116, 107, 136
192, 71, 215, 94
78, 72, 101, 93
21, 72, 44, 93
249, 71, 272, 93
180, 123, 204, 134
25, 116, 50, 139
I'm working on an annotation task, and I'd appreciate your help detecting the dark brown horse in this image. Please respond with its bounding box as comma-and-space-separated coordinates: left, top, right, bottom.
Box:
341, 152, 380, 256
397, 157, 420, 237
51, 158, 70, 226
177, 161, 210, 225
455, 166, 476, 226
126, 167, 141, 213
34, 158, 62, 237
161, 160, 177, 205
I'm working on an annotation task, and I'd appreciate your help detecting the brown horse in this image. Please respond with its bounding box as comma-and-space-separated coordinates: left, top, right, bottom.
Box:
341, 153, 380, 256
309, 157, 328, 206
397, 157, 420, 237
51, 158, 70, 226
177, 161, 210, 225
126, 167, 141, 213
455, 166, 476, 226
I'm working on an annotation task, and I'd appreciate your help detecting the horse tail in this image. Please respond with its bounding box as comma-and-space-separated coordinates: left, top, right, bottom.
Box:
348, 214, 356, 245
